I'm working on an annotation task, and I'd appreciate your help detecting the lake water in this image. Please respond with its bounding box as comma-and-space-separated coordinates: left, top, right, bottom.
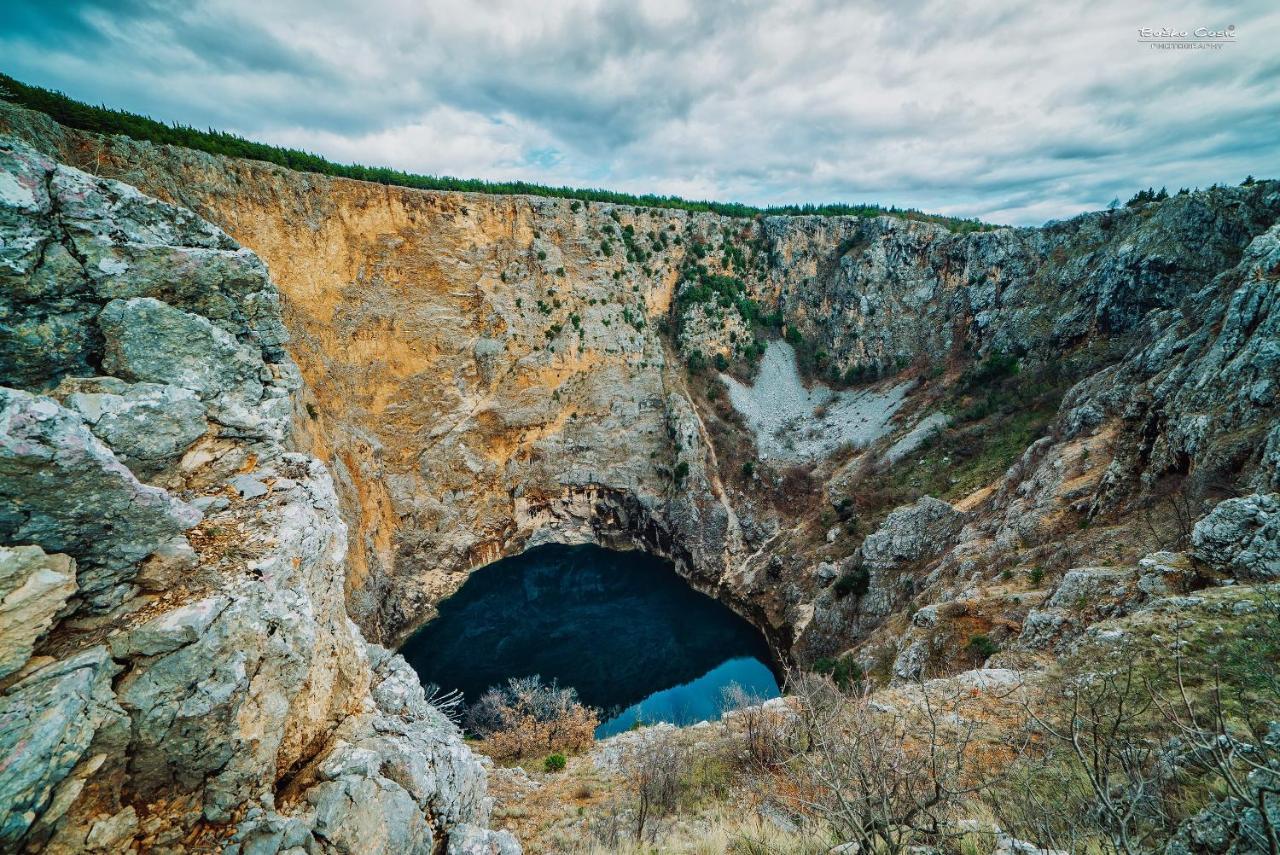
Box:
399, 544, 780, 738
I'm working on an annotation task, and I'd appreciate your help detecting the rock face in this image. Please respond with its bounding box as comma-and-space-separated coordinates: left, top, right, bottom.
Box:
0, 137, 514, 854
1191, 493, 1280, 580
0, 545, 75, 679
1, 97, 1279, 853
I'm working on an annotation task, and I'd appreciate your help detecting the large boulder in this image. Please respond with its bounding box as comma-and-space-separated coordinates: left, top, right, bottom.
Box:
1191, 493, 1280, 580
0, 387, 201, 610
0, 544, 76, 679
54, 376, 207, 479
0, 139, 96, 388
98, 296, 265, 402
97, 296, 295, 438
861, 496, 967, 572
1015, 566, 1144, 653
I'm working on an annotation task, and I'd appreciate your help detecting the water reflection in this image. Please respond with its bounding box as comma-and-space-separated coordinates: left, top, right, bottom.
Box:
399, 544, 780, 734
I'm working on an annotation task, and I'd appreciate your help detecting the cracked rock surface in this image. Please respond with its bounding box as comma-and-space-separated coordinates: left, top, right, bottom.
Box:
0, 136, 516, 854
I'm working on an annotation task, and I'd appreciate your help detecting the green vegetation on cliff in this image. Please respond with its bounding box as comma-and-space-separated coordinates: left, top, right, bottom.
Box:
0, 72, 996, 232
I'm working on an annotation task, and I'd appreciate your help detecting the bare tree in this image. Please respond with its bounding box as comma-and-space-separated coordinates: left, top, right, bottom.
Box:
721, 682, 796, 771
1155, 669, 1280, 853
775, 672, 1028, 854
1150, 592, 1280, 854
998, 590, 1280, 854
617, 728, 690, 843
1006, 660, 1173, 854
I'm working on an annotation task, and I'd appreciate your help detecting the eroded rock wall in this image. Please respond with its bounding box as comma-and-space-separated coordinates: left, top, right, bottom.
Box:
2, 97, 1277, 687
0, 137, 514, 854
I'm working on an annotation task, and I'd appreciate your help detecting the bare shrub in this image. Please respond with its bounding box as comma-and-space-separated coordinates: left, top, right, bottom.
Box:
768, 672, 1028, 854
619, 728, 691, 842
996, 590, 1280, 854
465, 675, 598, 761
722, 683, 796, 771
422, 682, 465, 726
586, 729, 694, 846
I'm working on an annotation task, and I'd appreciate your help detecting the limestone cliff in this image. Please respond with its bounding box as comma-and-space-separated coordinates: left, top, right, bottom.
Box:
2, 95, 1279, 853
0, 137, 515, 854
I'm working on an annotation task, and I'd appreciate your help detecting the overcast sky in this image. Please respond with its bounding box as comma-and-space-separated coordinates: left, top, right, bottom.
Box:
2, 0, 1277, 225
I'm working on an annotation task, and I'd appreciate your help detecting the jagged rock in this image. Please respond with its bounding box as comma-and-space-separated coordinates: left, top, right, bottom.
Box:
1191, 493, 1280, 580
0, 544, 76, 678
230, 474, 269, 499
862, 497, 966, 573
1015, 566, 1143, 652
98, 295, 265, 400
107, 595, 230, 659
0, 140, 96, 388
0, 647, 127, 848
1137, 551, 1196, 595
49, 154, 288, 359
1045, 567, 1138, 610
1085, 226, 1280, 514
0, 138, 514, 853
231, 642, 506, 854
0, 386, 201, 609
446, 824, 522, 855
54, 376, 206, 478
0, 137, 53, 281
892, 636, 932, 682
304, 773, 433, 854
110, 459, 364, 821
1164, 766, 1280, 855
98, 295, 298, 439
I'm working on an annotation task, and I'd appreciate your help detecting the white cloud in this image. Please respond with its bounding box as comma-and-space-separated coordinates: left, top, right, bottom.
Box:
2, 0, 1277, 224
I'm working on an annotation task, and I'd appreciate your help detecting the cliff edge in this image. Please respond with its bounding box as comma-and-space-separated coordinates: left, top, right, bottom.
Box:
0, 136, 517, 854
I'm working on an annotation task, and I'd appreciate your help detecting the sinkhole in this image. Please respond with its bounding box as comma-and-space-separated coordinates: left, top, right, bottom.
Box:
399, 543, 780, 738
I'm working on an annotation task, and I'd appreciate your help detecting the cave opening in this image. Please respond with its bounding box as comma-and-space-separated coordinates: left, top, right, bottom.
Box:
399, 543, 780, 738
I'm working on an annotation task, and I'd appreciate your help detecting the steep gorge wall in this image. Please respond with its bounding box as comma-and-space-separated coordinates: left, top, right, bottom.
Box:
1, 100, 781, 647
3, 99, 1277, 668
3, 99, 1280, 854
0, 137, 516, 853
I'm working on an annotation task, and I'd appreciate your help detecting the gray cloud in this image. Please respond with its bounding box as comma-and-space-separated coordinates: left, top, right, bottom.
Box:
1, 0, 1277, 224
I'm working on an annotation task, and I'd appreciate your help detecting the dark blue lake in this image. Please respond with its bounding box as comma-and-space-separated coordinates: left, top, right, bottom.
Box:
399, 544, 780, 738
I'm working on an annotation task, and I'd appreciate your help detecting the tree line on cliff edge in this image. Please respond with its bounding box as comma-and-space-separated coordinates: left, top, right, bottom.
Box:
0, 72, 999, 232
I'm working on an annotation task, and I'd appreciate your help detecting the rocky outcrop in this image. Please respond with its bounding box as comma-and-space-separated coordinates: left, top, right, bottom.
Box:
51, 377, 206, 480
861, 497, 967, 574
0, 385, 202, 610
1191, 493, 1280, 580
0, 545, 75, 679
763, 186, 1279, 377
0, 137, 513, 853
